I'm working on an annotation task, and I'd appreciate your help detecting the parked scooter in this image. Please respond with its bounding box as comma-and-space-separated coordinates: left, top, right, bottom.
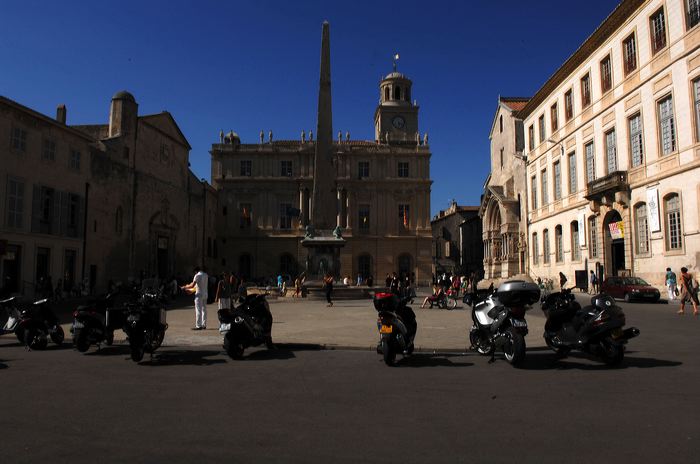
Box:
466, 280, 539, 366
122, 290, 168, 362
13, 298, 64, 350
373, 292, 417, 366
540, 289, 640, 365
71, 292, 126, 352
219, 293, 274, 359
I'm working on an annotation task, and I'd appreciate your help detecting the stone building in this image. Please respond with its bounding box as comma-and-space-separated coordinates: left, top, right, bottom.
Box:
431, 202, 483, 277
211, 23, 433, 284
480, 97, 530, 279
520, 0, 700, 287
0, 91, 210, 296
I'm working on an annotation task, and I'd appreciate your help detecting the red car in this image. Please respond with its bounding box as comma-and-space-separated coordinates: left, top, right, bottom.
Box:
601, 276, 661, 303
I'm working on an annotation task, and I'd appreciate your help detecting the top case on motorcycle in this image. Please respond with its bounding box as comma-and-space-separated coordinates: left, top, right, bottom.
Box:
373, 292, 398, 312
496, 281, 541, 307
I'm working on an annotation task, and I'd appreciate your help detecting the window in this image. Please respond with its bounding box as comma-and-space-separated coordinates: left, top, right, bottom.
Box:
358, 161, 370, 179
600, 55, 612, 93
623, 33, 637, 75
499, 115, 503, 133
6, 178, 24, 228
689, 0, 700, 29
543, 229, 550, 264
650, 8, 667, 54
694, 79, 700, 142
553, 161, 561, 200
394, 86, 401, 100
564, 89, 574, 121
499, 148, 504, 168
280, 160, 292, 177
42, 138, 56, 161
605, 129, 617, 173
11, 127, 27, 152
581, 74, 591, 108
528, 125, 535, 150
551, 103, 558, 132
70, 150, 81, 170
555, 225, 563, 262
541, 169, 548, 205
384, 87, 390, 101
531, 176, 538, 209
629, 113, 644, 167
538, 114, 545, 143
240, 203, 252, 228
635, 203, 649, 254
568, 152, 577, 194
359, 204, 370, 231
240, 160, 252, 176
279, 203, 292, 229
32, 185, 55, 234
658, 95, 676, 155
68, 193, 79, 231
532, 232, 539, 265
399, 204, 410, 229
665, 194, 683, 250
585, 142, 596, 182
398, 162, 409, 178
571, 221, 581, 261
589, 216, 599, 258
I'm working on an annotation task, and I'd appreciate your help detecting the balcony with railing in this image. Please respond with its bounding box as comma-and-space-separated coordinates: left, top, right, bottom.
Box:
585, 171, 629, 201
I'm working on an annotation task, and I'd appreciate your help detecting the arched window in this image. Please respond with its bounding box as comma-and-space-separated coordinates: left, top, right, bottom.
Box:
543, 229, 550, 264
571, 221, 580, 261
115, 206, 123, 235
664, 194, 683, 250
499, 115, 503, 133
384, 86, 390, 102
394, 86, 401, 101
635, 203, 649, 254
532, 232, 539, 265
555, 225, 563, 262
239, 254, 252, 279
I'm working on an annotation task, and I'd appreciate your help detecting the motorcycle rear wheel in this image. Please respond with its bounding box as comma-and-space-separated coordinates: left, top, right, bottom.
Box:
50, 326, 64, 345
599, 338, 624, 366
224, 334, 245, 360
503, 328, 526, 366
381, 337, 396, 366
74, 330, 91, 353
25, 328, 47, 350
130, 343, 145, 362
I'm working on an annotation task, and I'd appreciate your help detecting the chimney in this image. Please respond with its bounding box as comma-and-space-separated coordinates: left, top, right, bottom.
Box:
56, 104, 66, 124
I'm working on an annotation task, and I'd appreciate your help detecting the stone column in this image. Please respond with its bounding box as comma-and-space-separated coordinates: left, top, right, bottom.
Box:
336, 189, 342, 227
299, 188, 305, 227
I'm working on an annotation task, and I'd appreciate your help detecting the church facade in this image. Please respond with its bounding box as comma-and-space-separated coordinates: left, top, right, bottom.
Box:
211, 26, 432, 284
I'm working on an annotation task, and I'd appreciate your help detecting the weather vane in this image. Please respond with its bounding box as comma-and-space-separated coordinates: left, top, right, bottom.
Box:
393, 53, 399, 72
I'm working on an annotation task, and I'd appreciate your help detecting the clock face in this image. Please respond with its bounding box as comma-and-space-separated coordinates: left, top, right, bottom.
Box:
392, 116, 405, 129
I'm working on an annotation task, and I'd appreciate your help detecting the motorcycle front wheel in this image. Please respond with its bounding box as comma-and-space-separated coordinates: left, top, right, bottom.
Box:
25, 328, 48, 350
381, 336, 396, 366
74, 329, 91, 353
469, 327, 492, 355
503, 328, 526, 366
129, 333, 145, 362
50, 326, 64, 345
224, 333, 245, 360
544, 334, 571, 357
446, 298, 457, 310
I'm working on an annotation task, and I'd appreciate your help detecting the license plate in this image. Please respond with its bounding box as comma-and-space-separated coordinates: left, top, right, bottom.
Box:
219, 323, 231, 332
512, 319, 527, 328
73, 321, 84, 329
379, 324, 393, 334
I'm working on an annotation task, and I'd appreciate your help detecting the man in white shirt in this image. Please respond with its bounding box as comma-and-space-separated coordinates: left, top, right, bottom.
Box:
181, 266, 208, 330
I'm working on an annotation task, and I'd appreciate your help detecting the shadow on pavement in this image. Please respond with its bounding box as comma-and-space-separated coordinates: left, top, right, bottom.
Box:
518, 351, 682, 371
146, 349, 227, 366
234, 343, 324, 361
0, 361, 7, 369
396, 352, 473, 368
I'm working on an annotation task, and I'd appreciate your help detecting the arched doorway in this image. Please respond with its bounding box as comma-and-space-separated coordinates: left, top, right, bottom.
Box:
397, 253, 413, 280
603, 210, 625, 277
358, 254, 372, 279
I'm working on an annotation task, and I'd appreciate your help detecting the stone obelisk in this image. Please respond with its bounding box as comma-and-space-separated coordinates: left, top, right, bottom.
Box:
311, 21, 336, 230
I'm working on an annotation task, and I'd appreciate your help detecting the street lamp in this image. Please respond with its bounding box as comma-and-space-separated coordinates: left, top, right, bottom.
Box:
547, 137, 565, 157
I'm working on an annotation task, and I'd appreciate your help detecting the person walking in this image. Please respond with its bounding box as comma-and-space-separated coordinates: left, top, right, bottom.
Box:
215, 271, 232, 312
677, 267, 699, 315
665, 267, 677, 301
559, 272, 568, 290
181, 266, 208, 330
293, 275, 301, 298
589, 270, 598, 294
385, 273, 392, 289
323, 273, 334, 307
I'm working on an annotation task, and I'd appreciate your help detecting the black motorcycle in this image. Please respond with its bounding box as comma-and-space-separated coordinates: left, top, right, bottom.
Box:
219, 294, 274, 359
71, 292, 126, 353
540, 289, 639, 365
122, 290, 168, 362
373, 292, 417, 366
12, 298, 65, 350
467, 281, 539, 366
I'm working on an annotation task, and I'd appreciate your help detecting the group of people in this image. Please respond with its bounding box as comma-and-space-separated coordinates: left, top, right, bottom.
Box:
384, 272, 416, 299
420, 272, 479, 309
666, 267, 699, 315
181, 268, 251, 330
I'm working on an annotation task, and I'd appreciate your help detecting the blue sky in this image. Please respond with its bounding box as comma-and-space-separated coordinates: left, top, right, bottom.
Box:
1, 0, 619, 216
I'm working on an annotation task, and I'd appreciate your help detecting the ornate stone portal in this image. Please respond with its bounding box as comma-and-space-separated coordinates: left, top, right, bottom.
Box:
302, 21, 345, 279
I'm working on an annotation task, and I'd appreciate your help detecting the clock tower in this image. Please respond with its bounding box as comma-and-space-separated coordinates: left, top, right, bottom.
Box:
374, 70, 419, 143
